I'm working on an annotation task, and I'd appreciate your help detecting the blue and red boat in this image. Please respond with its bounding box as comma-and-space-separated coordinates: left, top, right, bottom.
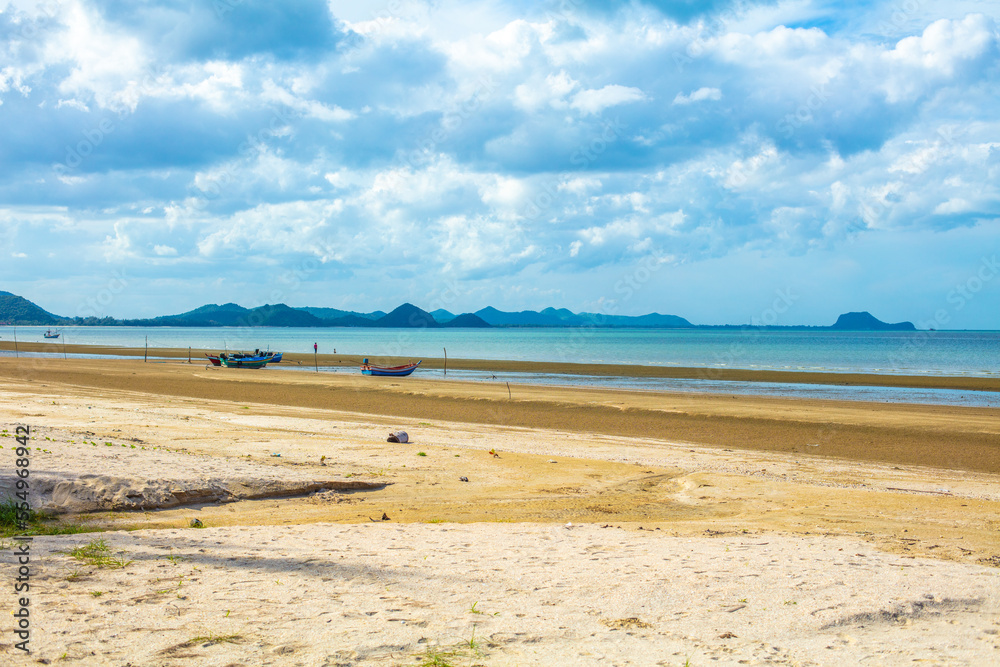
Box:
206, 350, 282, 368
361, 359, 421, 377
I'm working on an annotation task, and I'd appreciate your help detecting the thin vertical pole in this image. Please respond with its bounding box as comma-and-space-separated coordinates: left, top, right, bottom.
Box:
188, 346, 191, 363
12, 326, 18, 358
443, 347, 447, 376
144, 336, 148, 362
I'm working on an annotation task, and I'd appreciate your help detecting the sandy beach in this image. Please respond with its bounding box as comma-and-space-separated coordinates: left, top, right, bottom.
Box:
1, 356, 999, 665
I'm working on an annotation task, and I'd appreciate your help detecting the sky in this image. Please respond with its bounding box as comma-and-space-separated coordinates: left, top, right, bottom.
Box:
1, 0, 998, 328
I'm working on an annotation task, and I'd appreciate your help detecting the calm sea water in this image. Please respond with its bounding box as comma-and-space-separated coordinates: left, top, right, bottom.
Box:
3, 326, 998, 377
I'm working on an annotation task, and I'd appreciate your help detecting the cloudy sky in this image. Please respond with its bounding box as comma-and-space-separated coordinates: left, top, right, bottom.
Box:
1, 0, 998, 327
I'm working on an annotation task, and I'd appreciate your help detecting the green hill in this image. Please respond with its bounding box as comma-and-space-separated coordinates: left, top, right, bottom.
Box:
441, 313, 491, 328
0, 291, 63, 325
376, 303, 438, 328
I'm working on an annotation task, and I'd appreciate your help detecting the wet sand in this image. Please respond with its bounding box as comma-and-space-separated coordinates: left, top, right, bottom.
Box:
4, 339, 1000, 391
1, 357, 998, 474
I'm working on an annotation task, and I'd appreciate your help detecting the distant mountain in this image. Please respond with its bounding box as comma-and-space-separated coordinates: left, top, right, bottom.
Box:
247, 304, 326, 327
442, 313, 491, 328
577, 311, 693, 328
129, 303, 325, 327
0, 291, 926, 332
0, 291, 63, 325
431, 309, 456, 323
831, 312, 916, 331
475, 306, 692, 328
376, 303, 438, 328
296, 306, 383, 321
475, 306, 566, 327
141, 302, 250, 326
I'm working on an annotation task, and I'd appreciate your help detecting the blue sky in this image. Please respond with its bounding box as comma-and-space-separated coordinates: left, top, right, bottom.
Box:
1, 0, 998, 327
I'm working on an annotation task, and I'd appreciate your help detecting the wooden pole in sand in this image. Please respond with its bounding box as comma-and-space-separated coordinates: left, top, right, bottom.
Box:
443, 347, 447, 376
12, 326, 18, 358
314, 344, 318, 373
188, 346, 191, 363
144, 336, 148, 362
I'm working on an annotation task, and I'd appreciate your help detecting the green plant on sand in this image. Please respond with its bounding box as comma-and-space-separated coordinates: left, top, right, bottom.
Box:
67, 539, 133, 569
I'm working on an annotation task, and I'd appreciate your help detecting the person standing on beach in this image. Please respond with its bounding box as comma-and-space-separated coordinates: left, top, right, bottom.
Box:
314, 342, 318, 353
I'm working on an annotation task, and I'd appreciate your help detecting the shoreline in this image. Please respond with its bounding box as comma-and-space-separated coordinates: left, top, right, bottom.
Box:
3, 339, 999, 392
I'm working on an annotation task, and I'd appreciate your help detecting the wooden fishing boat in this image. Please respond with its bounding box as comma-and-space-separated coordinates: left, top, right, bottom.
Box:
361, 359, 421, 377
207, 349, 279, 368
43, 330, 60, 339
218, 353, 269, 369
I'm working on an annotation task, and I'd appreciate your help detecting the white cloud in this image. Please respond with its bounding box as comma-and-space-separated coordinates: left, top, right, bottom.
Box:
55, 98, 90, 112
889, 14, 996, 75
570, 84, 646, 115
673, 87, 722, 105
514, 71, 578, 112
933, 197, 972, 215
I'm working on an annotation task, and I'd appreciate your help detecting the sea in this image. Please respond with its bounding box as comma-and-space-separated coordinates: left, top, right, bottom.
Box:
2, 326, 998, 408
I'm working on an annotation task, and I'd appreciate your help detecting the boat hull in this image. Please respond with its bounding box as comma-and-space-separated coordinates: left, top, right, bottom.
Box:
209, 350, 278, 368
361, 360, 421, 376
221, 357, 269, 369
217, 353, 270, 369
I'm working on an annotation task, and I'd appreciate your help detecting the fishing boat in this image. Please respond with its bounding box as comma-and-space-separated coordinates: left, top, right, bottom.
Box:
361, 359, 421, 377
207, 349, 280, 368
43, 330, 60, 339
218, 352, 270, 369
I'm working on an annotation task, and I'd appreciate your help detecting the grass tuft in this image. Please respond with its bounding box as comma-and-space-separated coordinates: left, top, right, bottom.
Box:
3, 498, 102, 538
0, 497, 25, 530
67, 539, 133, 569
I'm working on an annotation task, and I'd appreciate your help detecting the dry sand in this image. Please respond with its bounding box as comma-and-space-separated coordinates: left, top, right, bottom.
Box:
1, 357, 999, 665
